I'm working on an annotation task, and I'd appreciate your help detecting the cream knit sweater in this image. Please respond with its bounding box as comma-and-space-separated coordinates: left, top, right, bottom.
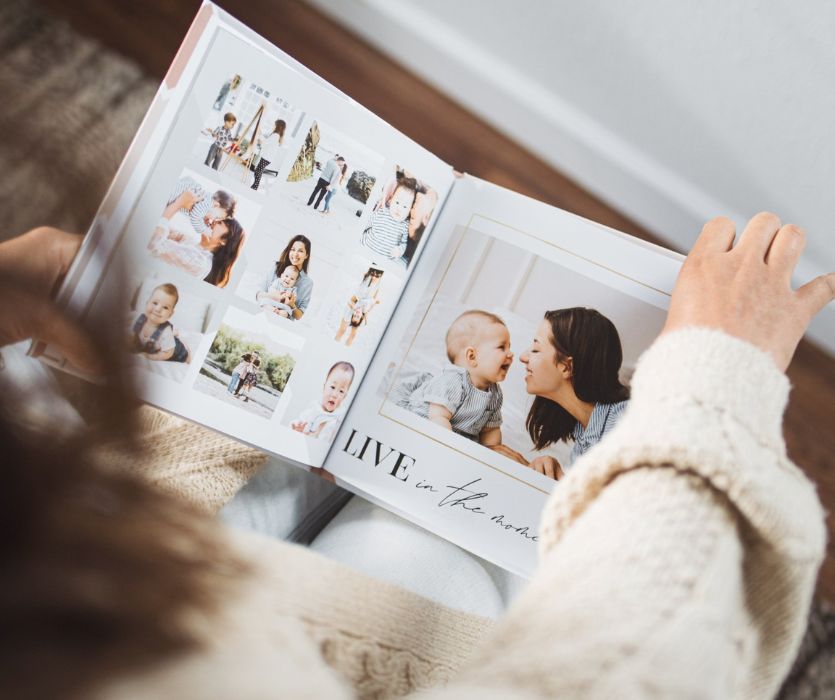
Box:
97, 329, 825, 700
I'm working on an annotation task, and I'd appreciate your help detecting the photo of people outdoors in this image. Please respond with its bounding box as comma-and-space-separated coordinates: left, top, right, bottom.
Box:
383, 226, 668, 481
289, 360, 356, 440
281, 120, 385, 249
124, 273, 215, 382
194, 307, 301, 419
323, 256, 398, 352
147, 168, 259, 288
360, 166, 439, 269
191, 72, 302, 190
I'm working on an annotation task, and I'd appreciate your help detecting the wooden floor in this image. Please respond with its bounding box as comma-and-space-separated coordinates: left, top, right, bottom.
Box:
40, 0, 835, 600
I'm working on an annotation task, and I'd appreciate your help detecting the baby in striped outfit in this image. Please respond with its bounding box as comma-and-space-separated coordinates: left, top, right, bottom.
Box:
395, 310, 513, 446
361, 178, 417, 261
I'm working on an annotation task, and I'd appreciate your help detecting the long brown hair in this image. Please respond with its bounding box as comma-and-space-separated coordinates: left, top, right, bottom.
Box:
204, 217, 244, 288
272, 118, 286, 142
274, 234, 312, 278
526, 307, 629, 449
0, 283, 245, 698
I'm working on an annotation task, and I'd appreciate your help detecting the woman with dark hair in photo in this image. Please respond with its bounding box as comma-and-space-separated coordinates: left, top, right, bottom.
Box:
148, 183, 244, 288
256, 234, 314, 320
498, 307, 630, 480
251, 118, 287, 191
202, 216, 245, 288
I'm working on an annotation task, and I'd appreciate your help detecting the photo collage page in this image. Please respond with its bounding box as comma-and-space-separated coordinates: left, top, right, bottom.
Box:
75, 23, 454, 467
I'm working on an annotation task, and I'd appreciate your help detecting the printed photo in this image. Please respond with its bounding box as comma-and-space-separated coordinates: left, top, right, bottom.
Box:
191, 73, 303, 191
146, 168, 260, 288
124, 274, 215, 382
194, 308, 300, 419
234, 216, 347, 323
382, 227, 668, 481
286, 360, 356, 441
323, 256, 398, 352
360, 165, 439, 269
280, 120, 385, 249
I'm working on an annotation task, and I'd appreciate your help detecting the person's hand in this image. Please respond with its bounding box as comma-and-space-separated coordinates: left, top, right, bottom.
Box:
0, 227, 98, 372
177, 189, 203, 211
148, 225, 167, 249
290, 420, 307, 433
528, 456, 564, 481
489, 443, 529, 465
664, 213, 835, 372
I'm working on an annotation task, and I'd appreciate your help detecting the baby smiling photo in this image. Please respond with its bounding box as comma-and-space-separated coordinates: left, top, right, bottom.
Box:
382, 225, 667, 483
124, 273, 216, 383
281, 356, 357, 444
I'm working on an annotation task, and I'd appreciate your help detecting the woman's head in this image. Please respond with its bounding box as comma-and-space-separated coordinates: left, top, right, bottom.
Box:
204, 217, 244, 288
275, 234, 311, 277
273, 119, 286, 140
210, 190, 236, 222
523, 307, 629, 449
362, 266, 383, 284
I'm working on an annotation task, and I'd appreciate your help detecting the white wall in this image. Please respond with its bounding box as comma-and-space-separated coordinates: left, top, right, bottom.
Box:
309, 0, 835, 355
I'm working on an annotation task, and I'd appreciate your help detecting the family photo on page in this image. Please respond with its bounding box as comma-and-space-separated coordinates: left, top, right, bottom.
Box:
383, 225, 668, 482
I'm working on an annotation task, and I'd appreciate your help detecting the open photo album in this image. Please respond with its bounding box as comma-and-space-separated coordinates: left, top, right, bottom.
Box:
44, 2, 684, 577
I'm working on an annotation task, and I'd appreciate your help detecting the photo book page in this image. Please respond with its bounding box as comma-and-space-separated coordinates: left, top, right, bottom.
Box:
43, 2, 455, 468
323, 176, 684, 576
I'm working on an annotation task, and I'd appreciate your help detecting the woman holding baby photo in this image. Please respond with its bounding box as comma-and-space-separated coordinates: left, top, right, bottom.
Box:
255, 234, 314, 320
495, 307, 629, 480
148, 179, 245, 288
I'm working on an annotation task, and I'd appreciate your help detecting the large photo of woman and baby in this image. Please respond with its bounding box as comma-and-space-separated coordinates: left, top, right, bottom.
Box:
381, 227, 668, 482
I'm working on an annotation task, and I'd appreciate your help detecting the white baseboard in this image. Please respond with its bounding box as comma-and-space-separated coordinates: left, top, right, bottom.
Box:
308, 0, 835, 356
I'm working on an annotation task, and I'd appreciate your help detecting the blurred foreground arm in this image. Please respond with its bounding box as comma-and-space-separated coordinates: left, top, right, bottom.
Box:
424, 214, 833, 699
0, 227, 97, 372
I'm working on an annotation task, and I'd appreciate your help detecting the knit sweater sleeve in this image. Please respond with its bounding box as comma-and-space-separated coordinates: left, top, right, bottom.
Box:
427, 328, 826, 700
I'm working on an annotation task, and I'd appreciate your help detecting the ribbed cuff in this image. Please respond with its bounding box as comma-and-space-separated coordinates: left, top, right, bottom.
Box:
537, 328, 825, 563
630, 328, 789, 448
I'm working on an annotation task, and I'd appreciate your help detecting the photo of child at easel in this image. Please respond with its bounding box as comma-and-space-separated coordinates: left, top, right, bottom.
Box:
334, 265, 383, 347
191, 73, 301, 189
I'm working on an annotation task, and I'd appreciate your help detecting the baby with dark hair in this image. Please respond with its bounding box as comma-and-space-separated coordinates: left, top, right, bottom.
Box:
361, 178, 417, 261
395, 310, 513, 445
291, 362, 355, 440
